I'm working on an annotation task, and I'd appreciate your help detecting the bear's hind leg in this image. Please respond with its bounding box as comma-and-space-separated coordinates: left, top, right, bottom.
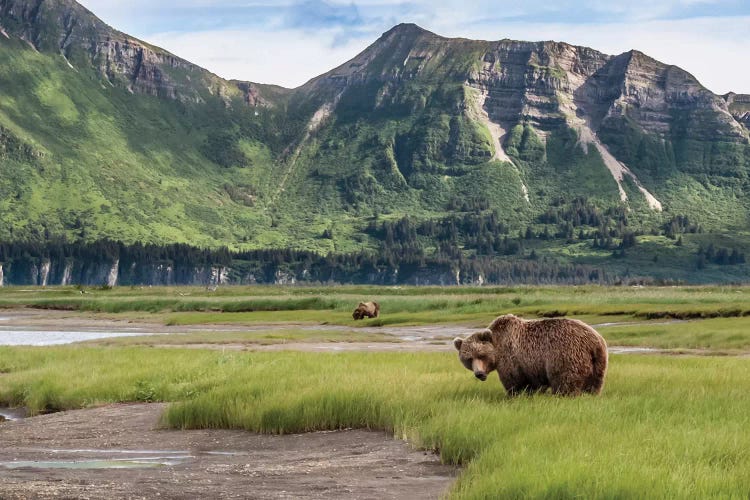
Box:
549, 373, 584, 397
583, 375, 604, 395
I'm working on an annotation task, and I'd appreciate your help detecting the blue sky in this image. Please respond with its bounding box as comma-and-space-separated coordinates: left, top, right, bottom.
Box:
77, 1, 750, 93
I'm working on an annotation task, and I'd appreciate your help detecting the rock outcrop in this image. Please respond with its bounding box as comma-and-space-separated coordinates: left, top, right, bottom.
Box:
725, 93, 750, 129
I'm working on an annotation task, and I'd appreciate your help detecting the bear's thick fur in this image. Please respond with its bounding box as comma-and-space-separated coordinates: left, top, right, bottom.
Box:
454, 314, 608, 396
352, 301, 380, 320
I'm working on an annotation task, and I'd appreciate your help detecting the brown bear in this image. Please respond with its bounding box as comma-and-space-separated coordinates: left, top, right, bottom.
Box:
352, 301, 380, 320
454, 314, 608, 396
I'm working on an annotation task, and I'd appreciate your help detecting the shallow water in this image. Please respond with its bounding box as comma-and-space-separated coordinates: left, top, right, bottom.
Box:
0, 408, 26, 421
0, 457, 189, 469
0, 446, 258, 469
0, 329, 158, 346
0, 447, 194, 469
40, 448, 190, 455
608, 346, 663, 354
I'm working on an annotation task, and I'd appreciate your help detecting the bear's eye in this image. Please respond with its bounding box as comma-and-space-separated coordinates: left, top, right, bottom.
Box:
462, 358, 473, 370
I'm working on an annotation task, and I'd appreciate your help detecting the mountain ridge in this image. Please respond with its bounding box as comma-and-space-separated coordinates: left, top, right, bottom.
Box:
0, 0, 284, 106
1, 0, 750, 284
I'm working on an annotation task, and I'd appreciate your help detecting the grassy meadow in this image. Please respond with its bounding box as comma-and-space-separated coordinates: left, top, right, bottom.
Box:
0, 348, 748, 498
3, 283, 750, 319
1, 285, 750, 497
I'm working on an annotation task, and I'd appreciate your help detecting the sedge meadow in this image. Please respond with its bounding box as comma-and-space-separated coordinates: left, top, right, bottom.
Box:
0, 285, 749, 498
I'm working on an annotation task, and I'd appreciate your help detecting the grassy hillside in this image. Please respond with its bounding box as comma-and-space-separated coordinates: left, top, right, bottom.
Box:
0, 35, 290, 246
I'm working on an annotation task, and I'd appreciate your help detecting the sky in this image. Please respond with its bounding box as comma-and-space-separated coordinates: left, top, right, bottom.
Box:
76, 0, 750, 93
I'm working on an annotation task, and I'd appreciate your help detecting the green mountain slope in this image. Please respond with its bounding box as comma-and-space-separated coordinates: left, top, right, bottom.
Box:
289, 25, 749, 220
0, 0, 311, 247
1, 1, 750, 282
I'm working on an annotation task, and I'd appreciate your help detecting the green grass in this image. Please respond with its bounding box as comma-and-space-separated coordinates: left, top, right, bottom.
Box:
88, 328, 398, 347
5, 284, 750, 325
598, 316, 750, 350
0, 348, 748, 498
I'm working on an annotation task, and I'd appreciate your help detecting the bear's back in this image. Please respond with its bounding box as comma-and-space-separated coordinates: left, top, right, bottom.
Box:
507, 318, 603, 367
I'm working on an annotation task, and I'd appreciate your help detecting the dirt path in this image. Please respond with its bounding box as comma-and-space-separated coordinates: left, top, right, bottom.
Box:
0, 404, 457, 499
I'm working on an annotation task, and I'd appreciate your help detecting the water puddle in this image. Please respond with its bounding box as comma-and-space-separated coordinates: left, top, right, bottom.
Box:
0, 448, 193, 469
36, 448, 190, 455
609, 346, 664, 354
0, 408, 26, 421
0, 447, 252, 470
0, 457, 190, 469
0, 330, 160, 346
594, 320, 686, 328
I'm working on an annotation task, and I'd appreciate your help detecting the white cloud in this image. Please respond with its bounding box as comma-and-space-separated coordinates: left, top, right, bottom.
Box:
148, 29, 374, 88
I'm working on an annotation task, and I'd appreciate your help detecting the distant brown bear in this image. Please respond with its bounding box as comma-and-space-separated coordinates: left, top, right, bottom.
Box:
352, 301, 380, 320
454, 314, 607, 396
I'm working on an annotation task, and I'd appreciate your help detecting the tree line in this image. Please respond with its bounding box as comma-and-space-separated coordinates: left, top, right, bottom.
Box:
0, 197, 745, 285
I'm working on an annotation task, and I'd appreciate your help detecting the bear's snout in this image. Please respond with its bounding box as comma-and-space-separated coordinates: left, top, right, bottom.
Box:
474, 371, 487, 381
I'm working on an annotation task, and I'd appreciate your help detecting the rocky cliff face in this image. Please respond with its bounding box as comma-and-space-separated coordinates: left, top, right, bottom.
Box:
726, 93, 750, 129
0, 255, 611, 286
467, 40, 609, 131
0, 256, 234, 286
595, 51, 745, 144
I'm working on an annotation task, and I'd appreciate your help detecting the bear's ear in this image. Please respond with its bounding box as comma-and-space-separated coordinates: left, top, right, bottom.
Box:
477, 329, 493, 343
453, 337, 463, 350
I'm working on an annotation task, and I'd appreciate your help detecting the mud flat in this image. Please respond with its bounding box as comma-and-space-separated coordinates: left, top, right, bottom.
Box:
0, 404, 457, 499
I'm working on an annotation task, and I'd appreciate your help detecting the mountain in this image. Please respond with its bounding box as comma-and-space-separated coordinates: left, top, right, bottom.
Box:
0, 0, 281, 102
292, 24, 748, 217
1, 1, 749, 283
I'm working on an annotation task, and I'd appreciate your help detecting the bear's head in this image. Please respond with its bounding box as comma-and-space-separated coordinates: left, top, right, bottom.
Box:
453, 329, 496, 381
352, 303, 366, 319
